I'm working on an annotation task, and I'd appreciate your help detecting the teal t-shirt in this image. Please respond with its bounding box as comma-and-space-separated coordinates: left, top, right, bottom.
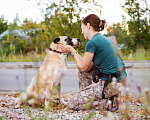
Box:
85, 33, 127, 82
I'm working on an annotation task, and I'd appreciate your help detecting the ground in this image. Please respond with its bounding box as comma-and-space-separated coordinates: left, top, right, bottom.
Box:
0, 91, 150, 120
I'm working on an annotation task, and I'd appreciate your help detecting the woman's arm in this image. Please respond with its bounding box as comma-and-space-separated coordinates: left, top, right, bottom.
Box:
86, 62, 96, 72
74, 52, 94, 72
58, 44, 94, 72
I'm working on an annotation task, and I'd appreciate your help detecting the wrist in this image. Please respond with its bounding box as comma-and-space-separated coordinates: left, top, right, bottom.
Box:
71, 50, 77, 57
69, 47, 75, 54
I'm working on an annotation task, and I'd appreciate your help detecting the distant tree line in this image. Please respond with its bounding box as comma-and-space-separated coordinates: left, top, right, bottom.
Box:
104, 0, 150, 52
0, 0, 102, 55
0, 16, 8, 34
0, 0, 149, 56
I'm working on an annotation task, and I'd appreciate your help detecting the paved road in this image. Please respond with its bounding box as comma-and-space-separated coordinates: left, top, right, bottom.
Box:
0, 68, 150, 95
1, 60, 150, 69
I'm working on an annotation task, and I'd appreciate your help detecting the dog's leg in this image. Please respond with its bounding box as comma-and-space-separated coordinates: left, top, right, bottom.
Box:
57, 83, 61, 99
57, 83, 67, 105
45, 82, 53, 109
15, 91, 28, 105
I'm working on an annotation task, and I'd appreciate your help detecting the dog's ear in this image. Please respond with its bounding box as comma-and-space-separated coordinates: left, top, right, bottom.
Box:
53, 37, 60, 43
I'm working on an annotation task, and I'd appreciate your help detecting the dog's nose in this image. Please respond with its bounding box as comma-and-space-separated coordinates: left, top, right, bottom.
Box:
77, 38, 80, 42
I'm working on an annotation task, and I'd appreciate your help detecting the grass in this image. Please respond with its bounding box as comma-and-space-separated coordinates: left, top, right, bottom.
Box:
0, 51, 82, 62
0, 48, 150, 62
0, 53, 76, 62
0, 52, 45, 62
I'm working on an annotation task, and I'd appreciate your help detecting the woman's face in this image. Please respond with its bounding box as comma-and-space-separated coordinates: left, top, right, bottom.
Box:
81, 22, 89, 40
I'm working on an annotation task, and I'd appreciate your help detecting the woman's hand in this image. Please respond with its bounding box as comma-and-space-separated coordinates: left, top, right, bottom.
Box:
59, 44, 94, 72
58, 44, 75, 54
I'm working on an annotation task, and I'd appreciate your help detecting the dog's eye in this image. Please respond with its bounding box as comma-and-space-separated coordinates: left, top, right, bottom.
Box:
64, 38, 68, 42
64, 37, 74, 46
65, 37, 72, 42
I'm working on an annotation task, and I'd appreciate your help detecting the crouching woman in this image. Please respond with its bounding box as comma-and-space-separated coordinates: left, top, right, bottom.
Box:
59, 14, 127, 112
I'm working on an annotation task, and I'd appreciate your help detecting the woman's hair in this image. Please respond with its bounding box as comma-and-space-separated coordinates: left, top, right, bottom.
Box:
82, 14, 107, 31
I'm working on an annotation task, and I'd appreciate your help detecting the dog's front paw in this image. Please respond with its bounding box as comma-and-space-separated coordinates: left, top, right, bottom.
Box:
14, 104, 21, 109
60, 98, 68, 105
53, 98, 60, 104
15, 97, 23, 105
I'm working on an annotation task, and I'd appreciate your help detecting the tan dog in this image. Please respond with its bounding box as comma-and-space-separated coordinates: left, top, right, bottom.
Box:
15, 36, 80, 108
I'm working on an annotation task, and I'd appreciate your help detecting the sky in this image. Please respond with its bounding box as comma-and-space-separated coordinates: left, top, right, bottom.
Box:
0, 0, 125, 25
0, 0, 43, 23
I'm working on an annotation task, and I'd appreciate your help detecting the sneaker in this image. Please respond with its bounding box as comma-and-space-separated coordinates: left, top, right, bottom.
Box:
110, 94, 119, 112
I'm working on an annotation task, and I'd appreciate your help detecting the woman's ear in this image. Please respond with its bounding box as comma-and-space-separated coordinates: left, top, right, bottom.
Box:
87, 23, 90, 30
53, 37, 60, 43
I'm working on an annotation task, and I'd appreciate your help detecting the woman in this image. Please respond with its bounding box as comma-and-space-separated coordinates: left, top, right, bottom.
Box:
59, 14, 127, 112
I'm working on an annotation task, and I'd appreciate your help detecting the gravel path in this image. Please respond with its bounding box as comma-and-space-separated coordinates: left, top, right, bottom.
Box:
0, 91, 150, 120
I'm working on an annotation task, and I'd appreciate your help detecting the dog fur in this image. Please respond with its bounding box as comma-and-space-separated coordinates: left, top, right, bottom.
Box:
15, 36, 80, 108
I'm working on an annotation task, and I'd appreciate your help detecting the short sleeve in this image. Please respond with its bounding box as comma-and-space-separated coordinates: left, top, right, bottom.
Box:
85, 40, 96, 53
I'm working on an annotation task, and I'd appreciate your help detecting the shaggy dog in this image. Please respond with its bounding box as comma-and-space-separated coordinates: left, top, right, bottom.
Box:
15, 36, 80, 108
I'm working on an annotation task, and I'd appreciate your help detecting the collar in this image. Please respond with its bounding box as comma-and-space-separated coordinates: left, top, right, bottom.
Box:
49, 48, 65, 54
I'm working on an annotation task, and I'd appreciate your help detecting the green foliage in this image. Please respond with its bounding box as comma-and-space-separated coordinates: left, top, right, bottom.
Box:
0, 17, 25, 56
105, 0, 150, 52
83, 98, 95, 120
0, 0, 102, 58
121, 0, 150, 51
0, 18, 50, 57
1, 0, 149, 61
0, 16, 8, 34
44, 0, 102, 53
104, 23, 129, 48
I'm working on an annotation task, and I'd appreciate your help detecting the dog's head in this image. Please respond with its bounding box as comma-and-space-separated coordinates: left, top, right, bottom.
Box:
50, 36, 80, 51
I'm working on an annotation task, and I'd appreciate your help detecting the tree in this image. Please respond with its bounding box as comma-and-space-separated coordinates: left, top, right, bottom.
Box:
104, 22, 132, 55
0, 16, 8, 34
122, 0, 150, 51
0, 18, 50, 55
105, 23, 128, 45
37, 0, 102, 52
19, 19, 50, 54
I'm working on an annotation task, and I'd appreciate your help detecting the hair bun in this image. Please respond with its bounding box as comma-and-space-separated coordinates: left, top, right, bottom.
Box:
98, 20, 102, 27
98, 20, 107, 31
82, 14, 107, 32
